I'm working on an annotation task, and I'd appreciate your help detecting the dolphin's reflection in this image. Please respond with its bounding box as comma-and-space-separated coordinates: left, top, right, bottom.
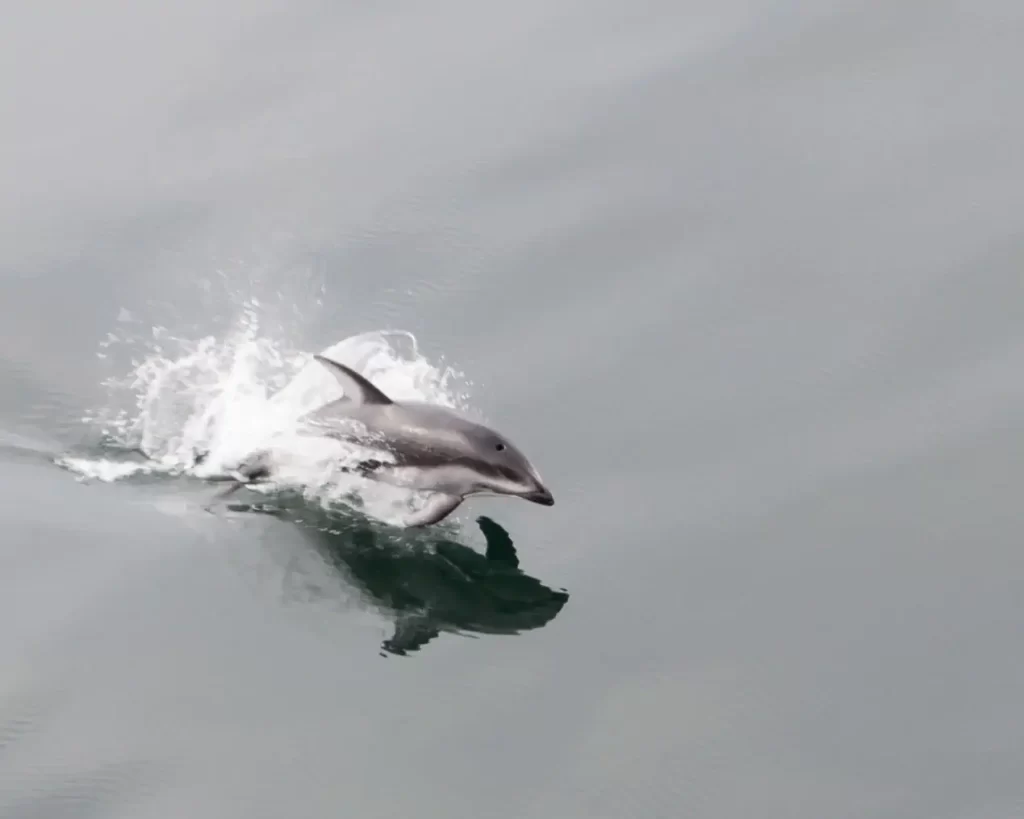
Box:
244, 501, 569, 656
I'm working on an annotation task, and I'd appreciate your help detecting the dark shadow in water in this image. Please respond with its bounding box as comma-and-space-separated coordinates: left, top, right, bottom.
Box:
233, 500, 569, 657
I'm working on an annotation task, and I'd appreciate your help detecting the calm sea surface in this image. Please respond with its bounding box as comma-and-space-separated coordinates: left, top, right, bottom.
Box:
2, 2, 1024, 817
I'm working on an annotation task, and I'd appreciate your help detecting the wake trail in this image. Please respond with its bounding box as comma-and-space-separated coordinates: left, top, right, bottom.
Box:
56, 304, 474, 526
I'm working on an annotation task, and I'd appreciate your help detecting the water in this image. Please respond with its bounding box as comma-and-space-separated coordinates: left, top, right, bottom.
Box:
3, 1, 1024, 816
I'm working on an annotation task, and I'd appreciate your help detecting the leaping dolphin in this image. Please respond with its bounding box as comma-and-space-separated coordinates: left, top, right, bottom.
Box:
207, 353, 554, 527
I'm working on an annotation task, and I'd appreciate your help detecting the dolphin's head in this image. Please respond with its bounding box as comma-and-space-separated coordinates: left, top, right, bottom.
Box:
462, 425, 554, 507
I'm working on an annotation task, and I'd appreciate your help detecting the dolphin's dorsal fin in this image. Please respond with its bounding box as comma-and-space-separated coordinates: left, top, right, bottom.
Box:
313, 354, 393, 405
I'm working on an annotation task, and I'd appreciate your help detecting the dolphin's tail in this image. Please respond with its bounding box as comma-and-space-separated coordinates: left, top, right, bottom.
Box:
199, 452, 273, 511
202, 480, 247, 509
201, 466, 273, 511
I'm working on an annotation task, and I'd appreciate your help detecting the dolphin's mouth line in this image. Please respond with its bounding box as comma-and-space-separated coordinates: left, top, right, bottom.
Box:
470, 485, 553, 506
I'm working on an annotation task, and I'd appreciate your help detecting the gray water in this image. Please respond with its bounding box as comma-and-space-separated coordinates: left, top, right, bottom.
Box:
3, 2, 1024, 817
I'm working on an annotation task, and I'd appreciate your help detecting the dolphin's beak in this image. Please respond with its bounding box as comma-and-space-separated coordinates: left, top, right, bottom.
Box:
524, 484, 554, 506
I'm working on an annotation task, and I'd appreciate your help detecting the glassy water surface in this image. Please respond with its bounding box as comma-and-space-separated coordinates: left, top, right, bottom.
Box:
2, 2, 1024, 817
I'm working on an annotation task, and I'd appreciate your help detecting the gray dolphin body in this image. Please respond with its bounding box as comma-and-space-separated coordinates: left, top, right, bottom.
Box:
211, 354, 554, 527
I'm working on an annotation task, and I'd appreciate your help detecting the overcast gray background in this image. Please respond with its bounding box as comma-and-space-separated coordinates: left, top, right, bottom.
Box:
2, 1, 1024, 817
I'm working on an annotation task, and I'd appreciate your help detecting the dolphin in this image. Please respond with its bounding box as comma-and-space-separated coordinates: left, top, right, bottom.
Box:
206, 353, 554, 527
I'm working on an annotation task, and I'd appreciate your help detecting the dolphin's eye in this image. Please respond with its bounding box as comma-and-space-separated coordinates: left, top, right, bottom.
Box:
495, 443, 505, 452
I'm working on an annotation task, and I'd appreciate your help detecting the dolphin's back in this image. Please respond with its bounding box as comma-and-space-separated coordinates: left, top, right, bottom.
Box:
301, 400, 482, 465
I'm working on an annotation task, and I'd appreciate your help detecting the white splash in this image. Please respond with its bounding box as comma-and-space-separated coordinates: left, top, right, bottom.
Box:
60, 304, 473, 525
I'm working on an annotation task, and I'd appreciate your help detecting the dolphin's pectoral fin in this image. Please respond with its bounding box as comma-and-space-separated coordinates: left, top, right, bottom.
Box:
381, 614, 441, 656
402, 493, 463, 527
313, 354, 393, 406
